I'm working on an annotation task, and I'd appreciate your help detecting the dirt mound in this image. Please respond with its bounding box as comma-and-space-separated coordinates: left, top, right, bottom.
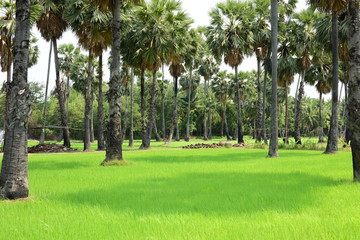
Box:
182, 143, 223, 149
28, 143, 77, 153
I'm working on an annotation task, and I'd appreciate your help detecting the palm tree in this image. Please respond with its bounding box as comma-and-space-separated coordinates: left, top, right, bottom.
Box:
206, 0, 253, 144
212, 71, 231, 140
251, 0, 270, 143
348, 0, 360, 179
309, 0, 347, 154
0, 0, 31, 200
268, 0, 279, 157
65, 0, 112, 151
292, 10, 317, 144
92, 0, 141, 163
184, 28, 202, 141
36, 0, 71, 147
305, 48, 332, 143
198, 56, 218, 141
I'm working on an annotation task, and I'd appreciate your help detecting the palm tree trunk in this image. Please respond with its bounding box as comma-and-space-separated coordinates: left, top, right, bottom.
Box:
103, 0, 123, 163
84, 50, 93, 152
40, 40, 52, 144
224, 104, 230, 140
97, 54, 105, 150
203, 78, 208, 141
294, 72, 305, 144
343, 83, 350, 144
284, 82, 289, 144
140, 70, 146, 148
128, 68, 134, 148
166, 76, 178, 144
208, 109, 212, 140
268, 0, 279, 157
53, 38, 70, 148
235, 66, 244, 144
348, 0, 360, 179
142, 70, 157, 149
325, 12, 339, 154
185, 66, 192, 141
90, 94, 95, 143
161, 63, 166, 139
0, 0, 31, 199
122, 86, 128, 141
262, 69, 268, 144
153, 114, 161, 142
256, 57, 262, 142
318, 92, 325, 143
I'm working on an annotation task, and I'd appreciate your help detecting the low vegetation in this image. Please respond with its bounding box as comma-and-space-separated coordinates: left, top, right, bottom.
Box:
0, 146, 359, 239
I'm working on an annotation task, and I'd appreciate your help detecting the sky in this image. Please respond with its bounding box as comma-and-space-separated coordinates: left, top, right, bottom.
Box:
1, 0, 337, 101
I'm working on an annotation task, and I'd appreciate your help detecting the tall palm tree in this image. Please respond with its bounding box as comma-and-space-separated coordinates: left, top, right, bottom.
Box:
305, 48, 332, 143
212, 71, 231, 140
309, 0, 347, 154
92, 0, 142, 163
251, 0, 270, 143
0, 0, 31, 200
292, 10, 317, 144
37, 0, 71, 147
198, 56, 218, 141
268, 0, 279, 157
184, 28, 202, 142
206, 0, 253, 144
65, 0, 112, 151
348, 0, 360, 180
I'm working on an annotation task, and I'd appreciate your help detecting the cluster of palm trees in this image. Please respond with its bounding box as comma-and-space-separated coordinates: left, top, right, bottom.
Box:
0, 0, 359, 200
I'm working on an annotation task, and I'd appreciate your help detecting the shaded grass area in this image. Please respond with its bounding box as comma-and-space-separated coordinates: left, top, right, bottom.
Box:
1, 149, 359, 239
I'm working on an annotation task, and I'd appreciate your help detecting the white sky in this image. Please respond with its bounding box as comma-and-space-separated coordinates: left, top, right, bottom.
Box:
2, 0, 337, 100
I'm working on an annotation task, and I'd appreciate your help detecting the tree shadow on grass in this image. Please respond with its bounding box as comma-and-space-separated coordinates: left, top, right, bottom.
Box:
130, 150, 276, 164
59, 171, 336, 216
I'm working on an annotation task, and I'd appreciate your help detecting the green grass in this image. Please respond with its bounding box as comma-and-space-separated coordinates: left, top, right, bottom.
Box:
1, 147, 359, 239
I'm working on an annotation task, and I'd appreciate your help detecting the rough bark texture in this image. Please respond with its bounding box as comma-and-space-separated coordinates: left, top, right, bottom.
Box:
208, 109, 212, 140
140, 70, 146, 148
203, 78, 208, 141
90, 94, 95, 143
142, 71, 157, 149
97, 54, 105, 150
255, 58, 262, 142
185, 66, 192, 141
235, 66, 244, 144
103, 0, 123, 163
262, 69, 268, 144
128, 68, 134, 148
167, 77, 179, 144
318, 92, 325, 143
83, 50, 93, 152
268, 0, 279, 157
284, 82, 289, 144
294, 73, 305, 144
0, 0, 31, 199
53, 39, 70, 148
348, 0, 360, 180
161, 64, 166, 140
40, 41, 52, 144
325, 12, 340, 154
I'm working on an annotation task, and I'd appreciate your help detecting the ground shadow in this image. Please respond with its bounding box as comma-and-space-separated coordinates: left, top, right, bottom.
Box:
58, 171, 336, 216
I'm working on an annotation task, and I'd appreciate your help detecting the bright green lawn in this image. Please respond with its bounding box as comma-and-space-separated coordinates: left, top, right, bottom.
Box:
1, 148, 359, 240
